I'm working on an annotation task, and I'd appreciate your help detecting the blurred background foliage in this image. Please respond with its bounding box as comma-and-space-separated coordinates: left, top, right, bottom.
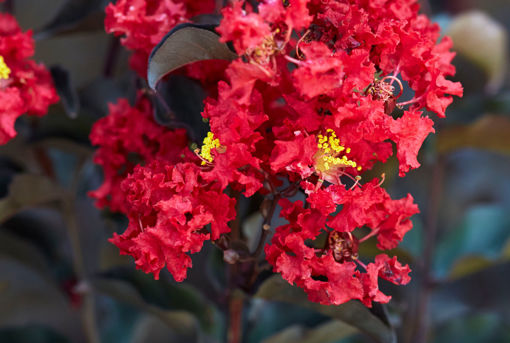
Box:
0, 0, 509, 342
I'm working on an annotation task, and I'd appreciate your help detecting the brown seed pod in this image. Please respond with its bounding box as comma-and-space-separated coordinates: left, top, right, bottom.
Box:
328, 231, 359, 263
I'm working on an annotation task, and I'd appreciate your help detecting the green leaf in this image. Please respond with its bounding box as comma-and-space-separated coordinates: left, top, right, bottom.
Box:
448, 256, 493, 279
436, 115, 510, 155
431, 261, 510, 324
447, 11, 508, 94
0, 325, 71, 343
262, 320, 358, 343
433, 313, 505, 343
0, 174, 63, 223
33, 138, 93, 159
0, 259, 81, 341
34, 0, 107, 40
0, 231, 52, 278
147, 24, 237, 89
433, 205, 510, 278
130, 315, 209, 343
255, 276, 396, 343
92, 277, 202, 340
98, 268, 217, 331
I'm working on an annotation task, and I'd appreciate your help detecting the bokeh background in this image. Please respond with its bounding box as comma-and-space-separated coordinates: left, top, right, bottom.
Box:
0, 0, 509, 342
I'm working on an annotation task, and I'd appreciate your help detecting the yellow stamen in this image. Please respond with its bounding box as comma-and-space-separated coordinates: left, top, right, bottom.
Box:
314, 129, 362, 173
199, 132, 221, 165
0, 56, 11, 80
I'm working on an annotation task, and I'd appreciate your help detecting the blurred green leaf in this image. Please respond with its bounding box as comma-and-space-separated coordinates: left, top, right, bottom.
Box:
448, 11, 508, 94
0, 231, 52, 278
129, 314, 218, 343
148, 23, 237, 89
92, 277, 203, 340
431, 262, 510, 326
34, 0, 107, 40
0, 325, 71, 343
0, 174, 62, 223
0, 259, 81, 340
434, 313, 507, 343
436, 115, 510, 155
262, 320, 357, 343
98, 268, 217, 331
448, 256, 493, 280
255, 276, 396, 343
433, 205, 510, 278
33, 138, 93, 159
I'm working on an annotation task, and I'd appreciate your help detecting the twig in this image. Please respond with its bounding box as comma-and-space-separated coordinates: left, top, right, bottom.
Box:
227, 190, 243, 343
419, 0, 432, 16
103, 37, 120, 78
3, 0, 13, 14
252, 194, 280, 259
227, 294, 243, 343
61, 157, 100, 343
411, 155, 445, 343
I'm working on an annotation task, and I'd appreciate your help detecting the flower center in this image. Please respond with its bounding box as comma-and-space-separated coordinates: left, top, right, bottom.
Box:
314, 129, 361, 173
0, 56, 11, 80
328, 231, 359, 263
199, 132, 221, 165
248, 33, 279, 65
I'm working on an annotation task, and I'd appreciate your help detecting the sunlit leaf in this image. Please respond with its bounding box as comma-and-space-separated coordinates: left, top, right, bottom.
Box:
436, 115, 510, 155
448, 256, 493, 279
447, 11, 508, 94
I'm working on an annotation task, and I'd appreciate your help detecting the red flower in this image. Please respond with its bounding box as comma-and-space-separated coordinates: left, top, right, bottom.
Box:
217, 1, 272, 56
89, 93, 192, 212
0, 13, 59, 144
390, 109, 435, 176
111, 160, 236, 280
105, 0, 216, 76
265, 193, 413, 306
92, 0, 461, 306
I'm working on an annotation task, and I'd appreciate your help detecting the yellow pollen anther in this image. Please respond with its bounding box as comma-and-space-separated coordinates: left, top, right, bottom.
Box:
0, 56, 11, 80
199, 132, 221, 165
314, 129, 361, 174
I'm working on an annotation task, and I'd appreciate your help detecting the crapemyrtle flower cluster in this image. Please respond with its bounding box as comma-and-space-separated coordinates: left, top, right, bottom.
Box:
0, 13, 59, 144
92, 0, 462, 306
89, 92, 192, 213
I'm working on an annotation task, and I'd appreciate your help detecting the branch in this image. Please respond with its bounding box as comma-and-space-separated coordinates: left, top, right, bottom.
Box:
62, 158, 100, 343
411, 155, 445, 343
